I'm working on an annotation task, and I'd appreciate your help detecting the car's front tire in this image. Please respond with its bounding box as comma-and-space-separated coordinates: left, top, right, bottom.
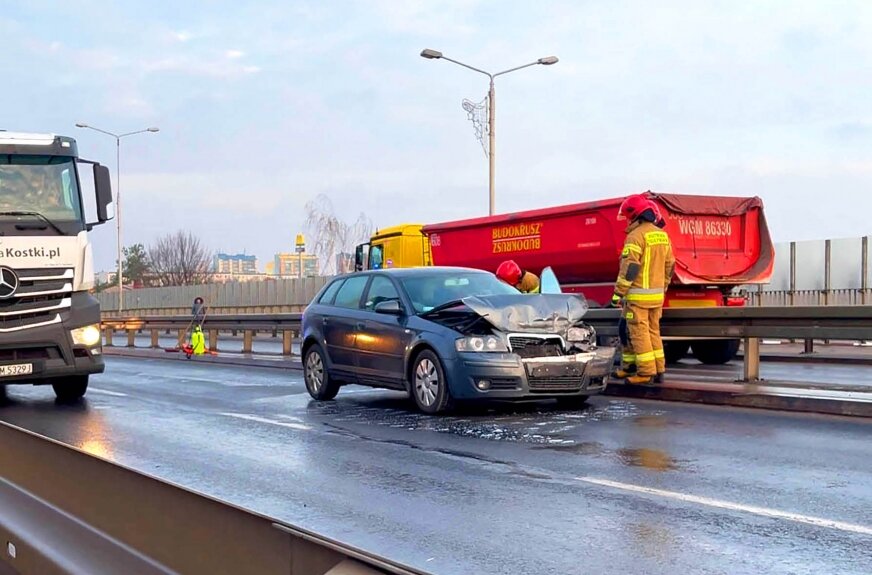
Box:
304, 344, 339, 401
410, 350, 451, 414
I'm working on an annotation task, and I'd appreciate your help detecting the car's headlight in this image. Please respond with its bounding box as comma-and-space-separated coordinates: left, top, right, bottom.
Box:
567, 325, 596, 344
71, 324, 102, 347
455, 335, 508, 353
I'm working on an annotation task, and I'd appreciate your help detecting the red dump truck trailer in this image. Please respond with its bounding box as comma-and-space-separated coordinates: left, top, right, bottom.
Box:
420, 192, 775, 364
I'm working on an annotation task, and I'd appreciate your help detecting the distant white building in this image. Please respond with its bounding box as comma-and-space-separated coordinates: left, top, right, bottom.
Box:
95, 271, 116, 285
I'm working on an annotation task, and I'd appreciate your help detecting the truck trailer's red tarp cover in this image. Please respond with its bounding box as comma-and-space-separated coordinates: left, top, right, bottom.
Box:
650, 193, 774, 285
422, 192, 775, 294
653, 193, 763, 217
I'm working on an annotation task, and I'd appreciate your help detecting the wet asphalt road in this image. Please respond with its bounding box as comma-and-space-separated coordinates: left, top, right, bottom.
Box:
1, 357, 871, 575
124, 333, 872, 388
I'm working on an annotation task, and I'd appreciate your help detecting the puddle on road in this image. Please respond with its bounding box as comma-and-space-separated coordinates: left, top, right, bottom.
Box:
535, 442, 685, 472
309, 397, 666, 447
616, 448, 679, 471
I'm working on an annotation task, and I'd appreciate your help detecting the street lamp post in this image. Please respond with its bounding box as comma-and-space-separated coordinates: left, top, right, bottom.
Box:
420, 49, 558, 216
75, 123, 159, 313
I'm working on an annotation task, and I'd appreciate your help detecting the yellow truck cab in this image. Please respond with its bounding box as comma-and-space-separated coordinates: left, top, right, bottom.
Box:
354, 224, 431, 271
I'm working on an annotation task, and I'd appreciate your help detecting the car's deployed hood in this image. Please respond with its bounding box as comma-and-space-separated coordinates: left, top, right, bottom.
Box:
460, 294, 589, 337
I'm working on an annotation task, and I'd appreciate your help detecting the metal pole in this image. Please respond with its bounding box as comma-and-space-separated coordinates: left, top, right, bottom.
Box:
862, 236, 869, 305
789, 241, 796, 307
488, 78, 496, 216
824, 239, 831, 306
742, 337, 761, 383
116, 137, 122, 313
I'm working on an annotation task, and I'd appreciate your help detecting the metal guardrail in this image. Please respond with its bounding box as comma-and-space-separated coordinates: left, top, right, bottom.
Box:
582, 305, 872, 340
101, 306, 872, 382
0, 421, 425, 575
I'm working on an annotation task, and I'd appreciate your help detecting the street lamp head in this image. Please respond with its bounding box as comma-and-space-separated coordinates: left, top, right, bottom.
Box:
420, 49, 443, 60
147, 127, 160, 133
75, 123, 89, 128
538, 56, 559, 65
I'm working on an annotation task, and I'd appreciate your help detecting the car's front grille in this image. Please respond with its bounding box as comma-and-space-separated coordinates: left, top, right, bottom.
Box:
488, 377, 521, 390
0, 267, 72, 332
527, 377, 586, 393
508, 335, 565, 358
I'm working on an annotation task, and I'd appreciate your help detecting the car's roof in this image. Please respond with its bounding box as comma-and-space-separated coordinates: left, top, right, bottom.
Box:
341, 266, 492, 279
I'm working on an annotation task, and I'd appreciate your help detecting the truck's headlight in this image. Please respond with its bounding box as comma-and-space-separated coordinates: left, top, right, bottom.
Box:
71, 324, 102, 347
455, 335, 507, 353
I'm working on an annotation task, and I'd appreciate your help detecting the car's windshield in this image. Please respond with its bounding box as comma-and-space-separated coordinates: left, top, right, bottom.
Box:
0, 155, 83, 221
400, 272, 519, 313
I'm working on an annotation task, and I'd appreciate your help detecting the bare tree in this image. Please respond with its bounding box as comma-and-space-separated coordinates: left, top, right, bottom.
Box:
148, 230, 212, 286
305, 194, 373, 275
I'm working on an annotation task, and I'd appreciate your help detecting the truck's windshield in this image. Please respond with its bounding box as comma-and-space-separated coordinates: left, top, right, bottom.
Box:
369, 245, 384, 269
0, 155, 83, 222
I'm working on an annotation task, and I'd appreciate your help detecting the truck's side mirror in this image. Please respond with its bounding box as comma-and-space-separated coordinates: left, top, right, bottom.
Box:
94, 164, 113, 223
354, 243, 368, 272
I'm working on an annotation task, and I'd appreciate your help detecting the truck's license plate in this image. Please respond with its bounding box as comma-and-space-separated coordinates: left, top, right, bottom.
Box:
0, 363, 33, 377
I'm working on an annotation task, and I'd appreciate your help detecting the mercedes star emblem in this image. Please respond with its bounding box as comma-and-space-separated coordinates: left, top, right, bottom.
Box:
0, 267, 19, 299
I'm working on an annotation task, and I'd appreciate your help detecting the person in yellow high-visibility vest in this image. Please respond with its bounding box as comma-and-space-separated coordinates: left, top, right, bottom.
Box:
191, 325, 206, 356
610, 194, 675, 385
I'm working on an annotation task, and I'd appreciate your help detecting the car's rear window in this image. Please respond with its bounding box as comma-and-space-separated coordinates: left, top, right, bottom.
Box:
317, 279, 344, 305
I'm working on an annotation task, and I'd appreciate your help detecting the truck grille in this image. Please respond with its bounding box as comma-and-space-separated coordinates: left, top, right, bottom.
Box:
0, 267, 72, 332
508, 335, 565, 358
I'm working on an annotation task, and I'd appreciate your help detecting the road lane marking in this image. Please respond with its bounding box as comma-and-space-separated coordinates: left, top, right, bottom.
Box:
88, 388, 128, 397
576, 476, 872, 536
220, 412, 312, 431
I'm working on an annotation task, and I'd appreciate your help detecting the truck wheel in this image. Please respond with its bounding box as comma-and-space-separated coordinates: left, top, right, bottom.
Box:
303, 344, 340, 401
52, 376, 89, 403
664, 341, 691, 364
691, 339, 741, 365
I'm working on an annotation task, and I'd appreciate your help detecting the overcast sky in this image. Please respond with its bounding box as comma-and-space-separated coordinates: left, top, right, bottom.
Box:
3, 1, 872, 271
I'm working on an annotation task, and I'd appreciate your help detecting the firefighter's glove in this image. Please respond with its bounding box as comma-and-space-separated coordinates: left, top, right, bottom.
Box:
609, 294, 622, 308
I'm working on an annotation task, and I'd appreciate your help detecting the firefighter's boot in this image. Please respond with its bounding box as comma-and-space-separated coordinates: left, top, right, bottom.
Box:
611, 364, 636, 379
626, 374, 655, 386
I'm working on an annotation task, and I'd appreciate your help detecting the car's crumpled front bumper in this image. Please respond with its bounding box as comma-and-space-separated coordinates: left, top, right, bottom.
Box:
444, 346, 616, 400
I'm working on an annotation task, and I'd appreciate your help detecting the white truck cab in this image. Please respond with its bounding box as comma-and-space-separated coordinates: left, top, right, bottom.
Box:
0, 131, 113, 401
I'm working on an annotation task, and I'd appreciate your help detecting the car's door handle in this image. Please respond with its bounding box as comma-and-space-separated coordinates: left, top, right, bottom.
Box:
356, 322, 365, 330
322, 318, 329, 325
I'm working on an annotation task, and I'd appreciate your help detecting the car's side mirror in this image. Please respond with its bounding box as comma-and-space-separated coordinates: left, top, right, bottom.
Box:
374, 300, 404, 315
540, 266, 562, 294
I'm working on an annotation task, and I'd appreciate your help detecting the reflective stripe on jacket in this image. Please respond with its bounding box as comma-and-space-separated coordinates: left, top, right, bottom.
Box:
613, 221, 675, 309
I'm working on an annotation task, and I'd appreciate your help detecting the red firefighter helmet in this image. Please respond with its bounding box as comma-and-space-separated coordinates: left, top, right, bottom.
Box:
619, 193, 657, 222
496, 260, 523, 285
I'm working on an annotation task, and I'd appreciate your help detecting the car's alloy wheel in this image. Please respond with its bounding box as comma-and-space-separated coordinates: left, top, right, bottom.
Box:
415, 358, 438, 407
410, 350, 451, 414
305, 351, 324, 393
303, 345, 339, 401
